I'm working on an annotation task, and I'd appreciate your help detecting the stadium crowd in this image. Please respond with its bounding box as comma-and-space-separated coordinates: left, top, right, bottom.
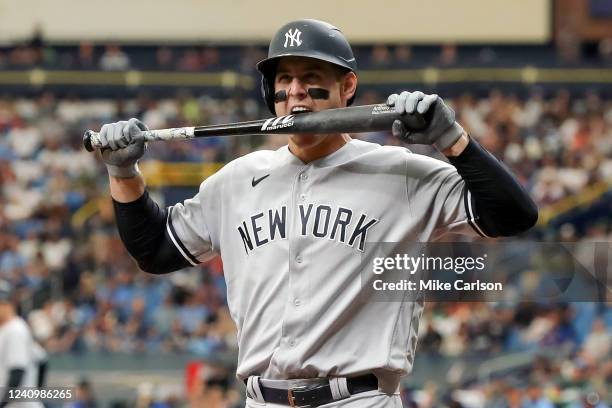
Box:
0, 86, 610, 406
2, 34, 612, 72
1, 37, 612, 405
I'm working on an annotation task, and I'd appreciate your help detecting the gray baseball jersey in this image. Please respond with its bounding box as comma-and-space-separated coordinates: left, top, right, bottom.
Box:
0, 317, 44, 408
168, 139, 483, 383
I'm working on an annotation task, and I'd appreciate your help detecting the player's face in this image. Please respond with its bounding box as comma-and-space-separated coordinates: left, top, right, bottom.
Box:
274, 57, 357, 153
274, 57, 355, 116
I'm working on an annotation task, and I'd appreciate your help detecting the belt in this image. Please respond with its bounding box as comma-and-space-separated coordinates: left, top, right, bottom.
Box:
246, 374, 378, 407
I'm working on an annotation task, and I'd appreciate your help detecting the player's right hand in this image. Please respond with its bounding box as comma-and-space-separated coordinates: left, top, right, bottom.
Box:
99, 118, 148, 178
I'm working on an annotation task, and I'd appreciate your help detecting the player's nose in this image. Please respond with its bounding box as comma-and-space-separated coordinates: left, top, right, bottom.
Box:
287, 78, 308, 99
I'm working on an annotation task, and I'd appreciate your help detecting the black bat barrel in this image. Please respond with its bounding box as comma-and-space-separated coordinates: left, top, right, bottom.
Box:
264, 104, 428, 135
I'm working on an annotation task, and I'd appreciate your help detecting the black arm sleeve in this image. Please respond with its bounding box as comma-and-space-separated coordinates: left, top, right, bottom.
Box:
448, 136, 538, 237
113, 190, 192, 274
1, 368, 25, 407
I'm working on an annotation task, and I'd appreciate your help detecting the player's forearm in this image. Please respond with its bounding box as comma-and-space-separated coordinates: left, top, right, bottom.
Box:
442, 132, 469, 157
449, 136, 538, 236
106, 159, 192, 274
113, 190, 191, 274
109, 173, 146, 203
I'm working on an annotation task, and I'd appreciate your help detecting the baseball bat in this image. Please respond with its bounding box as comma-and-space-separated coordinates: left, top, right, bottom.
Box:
83, 103, 429, 152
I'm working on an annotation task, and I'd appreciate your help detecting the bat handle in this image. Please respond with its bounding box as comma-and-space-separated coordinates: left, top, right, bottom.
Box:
83, 130, 101, 152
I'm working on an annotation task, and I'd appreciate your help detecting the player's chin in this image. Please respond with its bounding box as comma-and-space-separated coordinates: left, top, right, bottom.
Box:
289, 133, 326, 148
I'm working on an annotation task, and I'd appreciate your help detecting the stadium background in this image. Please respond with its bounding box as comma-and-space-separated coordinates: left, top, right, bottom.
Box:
0, 0, 611, 406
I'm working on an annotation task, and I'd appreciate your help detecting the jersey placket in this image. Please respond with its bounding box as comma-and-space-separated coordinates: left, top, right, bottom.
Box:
279, 164, 312, 364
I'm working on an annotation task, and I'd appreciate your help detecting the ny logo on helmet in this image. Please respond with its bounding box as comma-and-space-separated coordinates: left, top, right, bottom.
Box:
284, 28, 302, 48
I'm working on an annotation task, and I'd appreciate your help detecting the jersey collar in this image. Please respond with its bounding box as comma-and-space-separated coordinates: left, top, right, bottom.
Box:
277, 139, 377, 169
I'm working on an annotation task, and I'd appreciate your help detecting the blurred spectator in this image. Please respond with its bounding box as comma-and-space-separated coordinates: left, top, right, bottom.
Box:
556, 20, 581, 63
438, 43, 458, 66
27, 24, 46, 66
521, 382, 555, 408
177, 48, 203, 71
77, 41, 96, 69
156, 46, 174, 70
581, 319, 611, 362
419, 323, 443, 354
239, 45, 266, 73
9, 44, 38, 67
201, 46, 220, 70
394, 44, 412, 67
598, 37, 612, 65
99, 44, 130, 71
478, 47, 497, 65
369, 44, 392, 68
65, 378, 98, 408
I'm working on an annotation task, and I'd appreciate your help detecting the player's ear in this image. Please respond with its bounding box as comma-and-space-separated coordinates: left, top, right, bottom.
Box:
340, 71, 357, 105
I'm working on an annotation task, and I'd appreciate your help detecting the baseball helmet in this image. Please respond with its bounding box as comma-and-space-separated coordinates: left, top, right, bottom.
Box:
256, 19, 357, 114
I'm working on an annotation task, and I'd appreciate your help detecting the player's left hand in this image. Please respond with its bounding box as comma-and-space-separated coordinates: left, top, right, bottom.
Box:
386, 91, 464, 151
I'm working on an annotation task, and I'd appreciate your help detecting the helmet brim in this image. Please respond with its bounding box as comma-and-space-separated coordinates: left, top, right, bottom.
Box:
256, 52, 356, 78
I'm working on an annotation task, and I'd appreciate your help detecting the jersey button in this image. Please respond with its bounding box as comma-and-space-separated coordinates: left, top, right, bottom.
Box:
299, 194, 306, 201
295, 256, 302, 263
289, 339, 297, 347
300, 173, 308, 180
294, 298, 301, 307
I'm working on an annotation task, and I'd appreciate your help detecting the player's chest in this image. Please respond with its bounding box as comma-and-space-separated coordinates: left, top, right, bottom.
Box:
227, 167, 407, 254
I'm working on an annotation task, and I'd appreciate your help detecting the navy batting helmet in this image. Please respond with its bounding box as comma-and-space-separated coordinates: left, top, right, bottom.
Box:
256, 19, 357, 114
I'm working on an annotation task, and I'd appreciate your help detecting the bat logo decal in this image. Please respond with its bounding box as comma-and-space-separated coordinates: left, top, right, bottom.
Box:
260, 115, 295, 131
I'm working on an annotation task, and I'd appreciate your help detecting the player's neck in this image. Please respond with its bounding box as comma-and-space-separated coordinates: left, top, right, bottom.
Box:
288, 133, 352, 164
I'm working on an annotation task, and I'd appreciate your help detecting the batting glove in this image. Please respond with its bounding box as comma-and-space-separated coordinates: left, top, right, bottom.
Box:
99, 118, 148, 178
386, 91, 464, 151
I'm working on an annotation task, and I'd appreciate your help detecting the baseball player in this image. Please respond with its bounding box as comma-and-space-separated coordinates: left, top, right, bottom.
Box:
0, 281, 46, 408
96, 19, 537, 407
